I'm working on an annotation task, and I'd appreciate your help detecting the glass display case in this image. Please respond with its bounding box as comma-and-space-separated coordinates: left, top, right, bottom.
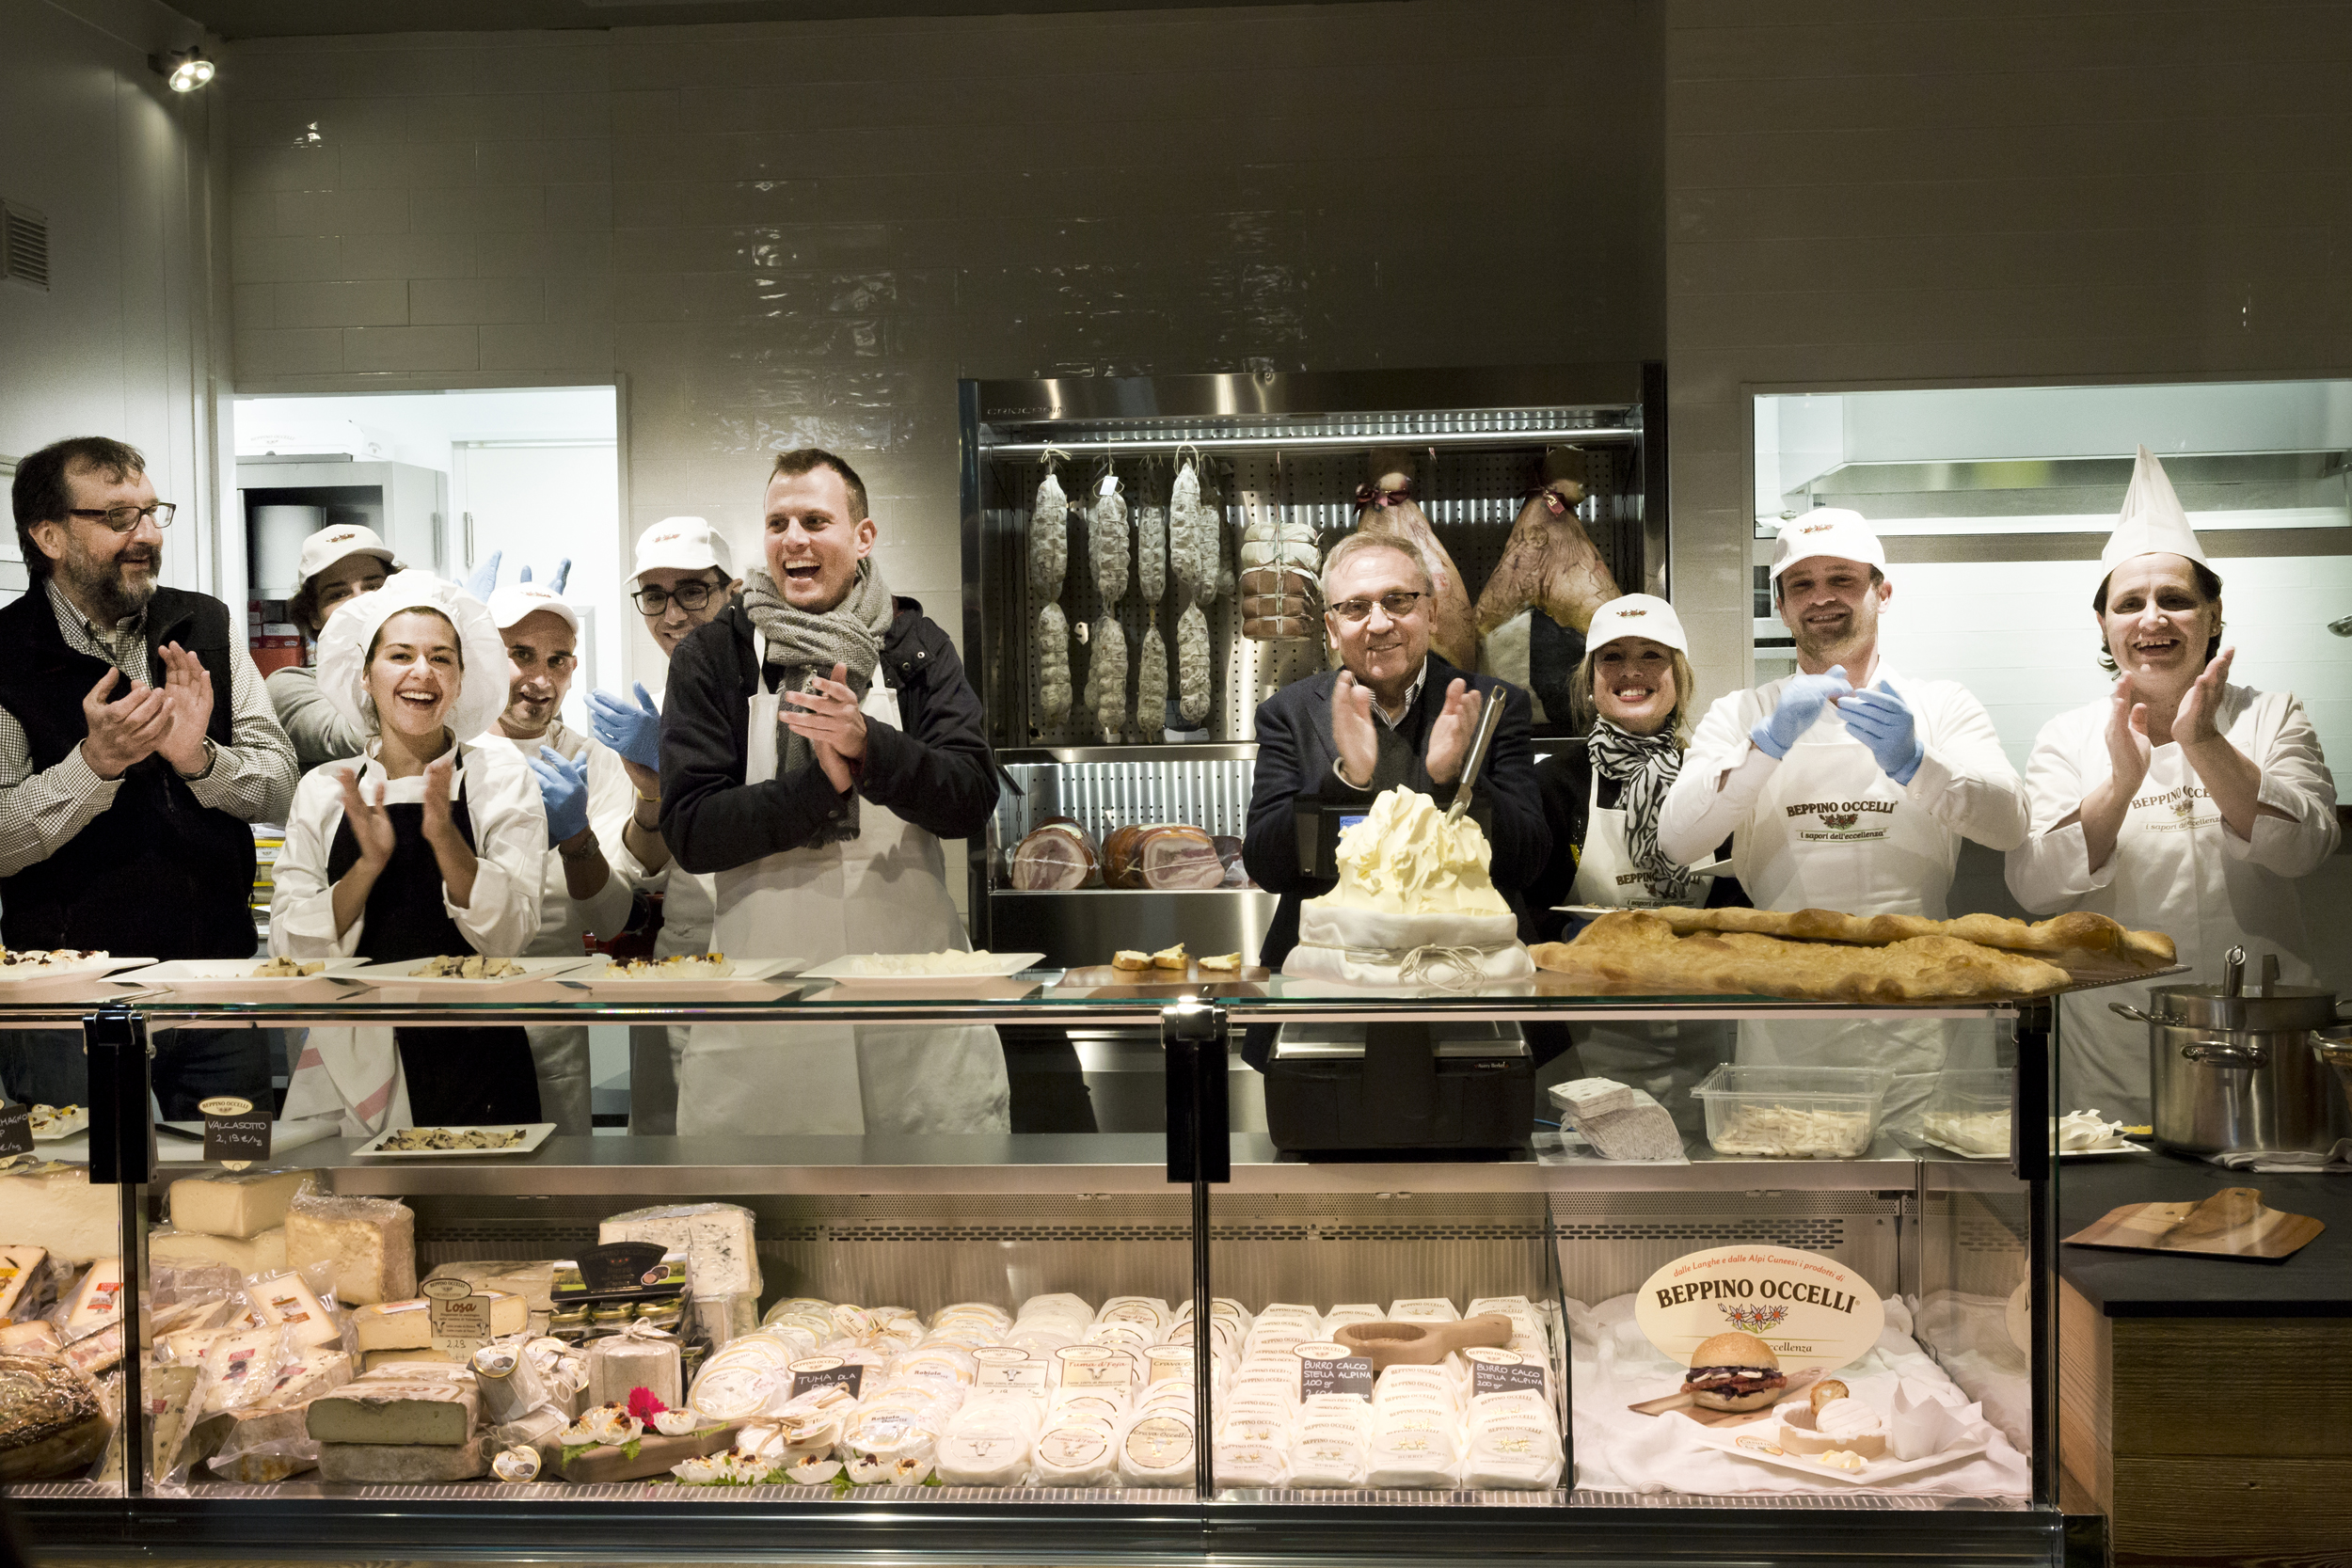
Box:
0, 971, 2083, 1565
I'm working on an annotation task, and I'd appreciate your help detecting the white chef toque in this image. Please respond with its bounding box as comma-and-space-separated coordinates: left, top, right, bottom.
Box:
486, 580, 581, 636
2101, 445, 2208, 569
294, 522, 396, 588
1583, 593, 1689, 654
629, 515, 735, 585
317, 569, 511, 741
1769, 507, 1886, 581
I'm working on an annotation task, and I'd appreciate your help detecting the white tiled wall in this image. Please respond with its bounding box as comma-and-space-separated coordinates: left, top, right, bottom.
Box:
219, 0, 1667, 690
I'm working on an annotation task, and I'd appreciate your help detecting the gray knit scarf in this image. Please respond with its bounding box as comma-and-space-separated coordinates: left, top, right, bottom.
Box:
742, 559, 895, 847
1584, 719, 1695, 902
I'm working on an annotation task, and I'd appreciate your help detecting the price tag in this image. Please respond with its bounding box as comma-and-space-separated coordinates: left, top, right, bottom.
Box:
0, 1103, 33, 1158
787, 1355, 865, 1400
1295, 1342, 1372, 1402
423, 1277, 492, 1355
1054, 1345, 1137, 1390
1466, 1348, 1548, 1397
199, 1096, 270, 1168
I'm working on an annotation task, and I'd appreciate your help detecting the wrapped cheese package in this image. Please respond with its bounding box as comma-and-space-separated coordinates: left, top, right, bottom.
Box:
597, 1202, 760, 1300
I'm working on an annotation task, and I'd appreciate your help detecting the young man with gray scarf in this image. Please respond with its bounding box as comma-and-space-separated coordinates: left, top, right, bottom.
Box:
658, 449, 1010, 1135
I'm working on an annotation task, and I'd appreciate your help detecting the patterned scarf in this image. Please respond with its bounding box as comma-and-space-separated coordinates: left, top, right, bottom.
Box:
741, 559, 895, 847
1584, 719, 1694, 901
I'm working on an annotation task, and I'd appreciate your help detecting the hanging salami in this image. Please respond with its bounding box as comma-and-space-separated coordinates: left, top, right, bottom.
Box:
1028, 467, 1068, 600
1036, 602, 1072, 724
1175, 601, 1212, 724
1135, 623, 1168, 741
1087, 614, 1127, 742
1089, 472, 1129, 606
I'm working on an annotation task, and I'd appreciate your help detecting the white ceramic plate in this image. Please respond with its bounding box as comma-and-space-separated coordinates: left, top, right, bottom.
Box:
800, 952, 1046, 985
352, 1122, 558, 1157
339, 956, 596, 992
139, 958, 373, 992
1688, 1418, 1988, 1485
0, 955, 154, 986
562, 958, 792, 986
1915, 1131, 2151, 1161
29, 1105, 89, 1141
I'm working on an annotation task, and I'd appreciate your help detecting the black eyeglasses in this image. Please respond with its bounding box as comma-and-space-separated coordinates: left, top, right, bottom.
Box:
68, 503, 175, 533
1328, 590, 1425, 623
631, 580, 720, 613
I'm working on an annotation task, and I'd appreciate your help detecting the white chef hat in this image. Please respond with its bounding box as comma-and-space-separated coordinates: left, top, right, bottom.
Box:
485, 580, 580, 636
1770, 507, 1887, 581
630, 515, 735, 585
316, 570, 510, 742
294, 522, 396, 589
1583, 594, 1688, 655
2102, 445, 2207, 569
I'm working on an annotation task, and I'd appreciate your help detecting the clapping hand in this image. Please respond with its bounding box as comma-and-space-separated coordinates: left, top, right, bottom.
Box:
420, 752, 462, 843
1750, 665, 1851, 759
1329, 672, 1380, 789
2103, 673, 2153, 794
1424, 678, 1485, 786
782, 661, 867, 795
588, 683, 662, 772
336, 766, 398, 870
2174, 646, 2235, 750
529, 746, 592, 844
154, 642, 215, 775
1840, 678, 1926, 785
518, 560, 572, 594
78, 667, 171, 780
464, 550, 503, 602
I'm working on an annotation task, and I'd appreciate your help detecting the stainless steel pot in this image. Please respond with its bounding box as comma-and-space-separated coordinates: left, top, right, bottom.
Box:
2109, 948, 2352, 1157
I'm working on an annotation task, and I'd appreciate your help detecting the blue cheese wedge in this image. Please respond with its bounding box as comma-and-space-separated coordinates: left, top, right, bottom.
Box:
597, 1203, 760, 1299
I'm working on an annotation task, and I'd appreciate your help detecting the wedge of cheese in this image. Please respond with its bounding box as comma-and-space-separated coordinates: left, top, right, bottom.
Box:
60, 1259, 122, 1343
286, 1196, 415, 1307
597, 1203, 759, 1299
306, 1377, 478, 1446
157, 1324, 229, 1367
168, 1169, 316, 1240
247, 1273, 342, 1351
0, 1322, 60, 1357
362, 1347, 457, 1373
0, 1246, 59, 1322
262, 1348, 352, 1409
62, 1322, 122, 1377
198, 1326, 289, 1415
147, 1364, 203, 1481
317, 1434, 485, 1481
421, 1259, 555, 1313
0, 1164, 117, 1263
352, 1291, 525, 1353
142, 1293, 233, 1350
150, 1226, 287, 1277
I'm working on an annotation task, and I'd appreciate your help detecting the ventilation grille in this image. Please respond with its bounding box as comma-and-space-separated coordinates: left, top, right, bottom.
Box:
2, 201, 48, 291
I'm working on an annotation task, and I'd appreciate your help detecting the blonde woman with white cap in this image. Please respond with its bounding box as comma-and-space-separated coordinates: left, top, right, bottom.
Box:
1658, 509, 2030, 1131
271, 571, 549, 1132
266, 522, 399, 775
588, 517, 741, 1133
2007, 448, 2339, 1121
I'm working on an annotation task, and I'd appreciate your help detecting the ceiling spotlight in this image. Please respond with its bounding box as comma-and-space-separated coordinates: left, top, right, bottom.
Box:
151, 49, 215, 92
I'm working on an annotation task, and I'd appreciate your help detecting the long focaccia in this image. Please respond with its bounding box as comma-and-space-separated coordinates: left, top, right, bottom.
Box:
1636, 906, 2174, 970
1532, 911, 2073, 1004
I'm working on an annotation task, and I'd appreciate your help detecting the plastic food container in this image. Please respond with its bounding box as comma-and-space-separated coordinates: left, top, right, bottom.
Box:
1691, 1065, 1895, 1159
1920, 1069, 2011, 1158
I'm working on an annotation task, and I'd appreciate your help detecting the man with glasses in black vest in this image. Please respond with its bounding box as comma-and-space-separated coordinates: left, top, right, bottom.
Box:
0, 437, 297, 1116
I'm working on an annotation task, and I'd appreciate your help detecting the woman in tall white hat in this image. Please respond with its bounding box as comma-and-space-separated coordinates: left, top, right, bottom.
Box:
267, 522, 399, 775
2007, 447, 2339, 1122
271, 571, 549, 1132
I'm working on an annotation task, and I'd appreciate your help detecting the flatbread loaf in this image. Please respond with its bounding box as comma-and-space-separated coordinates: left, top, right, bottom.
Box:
1636, 906, 2174, 970
1532, 911, 2072, 1004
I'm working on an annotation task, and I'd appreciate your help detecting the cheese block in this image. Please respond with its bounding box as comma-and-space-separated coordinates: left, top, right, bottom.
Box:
61, 1322, 122, 1378
353, 1291, 524, 1352
158, 1324, 229, 1367
0, 1354, 111, 1481
285, 1196, 415, 1307
0, 1246, 60, 1323
150, 1226, 287, 1276
693, 1292, 760, 1348
167, 1169, 316, 1241
587, 1334, 681, 1411
262, 1348, 352, 1408
317, 1434, 485, 1482
362, 1346, 457, 1372
0, 1322, 61, 1357
422, 1259, 555, 1313
597, 1203, 759, 1299
61, 1259, 123, 1342
142, 1293, 233, 1349
0, 1164, 116, 1263
198, 1326, 289, 1415
247, 1273, 341, 1351
307, 1378, 478, 1445
146, 1364, 202, 1481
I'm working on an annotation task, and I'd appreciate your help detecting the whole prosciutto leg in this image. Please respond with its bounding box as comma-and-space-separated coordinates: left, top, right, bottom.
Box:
1353, 451, 1477, 672
1473, 474, 1621, 638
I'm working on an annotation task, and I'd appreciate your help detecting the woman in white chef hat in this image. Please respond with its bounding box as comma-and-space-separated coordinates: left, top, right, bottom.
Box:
271, 571, 551, 1132
2007, 447, 2340, 1122
267, 522, 401, 775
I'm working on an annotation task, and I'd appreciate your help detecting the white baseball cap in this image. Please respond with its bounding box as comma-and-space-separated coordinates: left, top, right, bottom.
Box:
295, 522, 396, 588
1769, 507, 1887, 580
486, 581, 580, 636
2103, 445, 2207, 569
630, 516, 735, 586
1583, 593, 1688, 655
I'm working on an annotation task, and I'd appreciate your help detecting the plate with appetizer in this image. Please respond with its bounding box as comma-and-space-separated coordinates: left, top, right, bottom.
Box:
0, 948, 153, 986
27, 1103, 89, 1141
136, 958, 373, 994
558, 954, 800, 997
799, 951, 1046, 987
352, 1122, 558, 1158
1687, 1414, 1987, 1486
1058, 943, 1269, 996
340, 955, 597, 992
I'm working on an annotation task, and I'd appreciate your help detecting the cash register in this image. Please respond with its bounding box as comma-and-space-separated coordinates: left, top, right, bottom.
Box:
1266, 699, 1534, 1158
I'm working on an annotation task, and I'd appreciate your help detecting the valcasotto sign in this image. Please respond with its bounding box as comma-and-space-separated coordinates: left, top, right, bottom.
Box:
1634, 1244, 1883, 1372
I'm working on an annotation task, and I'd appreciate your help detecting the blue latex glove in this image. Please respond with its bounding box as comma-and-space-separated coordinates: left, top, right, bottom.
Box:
588, 683, 662, 772
529, 746, 591, 844
1749, 665, 1851, 759
1839, 678, 1926, 785
517, 559, 572, 594
464, 550, 502, 601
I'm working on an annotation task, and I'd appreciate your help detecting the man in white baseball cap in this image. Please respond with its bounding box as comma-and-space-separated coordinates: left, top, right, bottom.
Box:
484, 579, 647, 1134
267, 521, 400, 775
1658, 508, 2030, 1129
587, 517, 741, 1132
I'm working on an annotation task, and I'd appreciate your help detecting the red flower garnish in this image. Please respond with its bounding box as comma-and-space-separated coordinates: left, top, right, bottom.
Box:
628, 1386, 668, 1421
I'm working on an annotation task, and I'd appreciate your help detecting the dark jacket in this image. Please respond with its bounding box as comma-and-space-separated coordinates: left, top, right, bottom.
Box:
1242, 654, 1549, 975
659, 596, 999, 876
1523, 740, 1748, 945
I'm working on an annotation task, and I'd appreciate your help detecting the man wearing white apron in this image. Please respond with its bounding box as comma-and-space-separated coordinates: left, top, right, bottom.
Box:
660, 449, 1009, 1135
485, 581, 646, 1134
591, 516, 742, 1133
1659, 510, 2030, 1132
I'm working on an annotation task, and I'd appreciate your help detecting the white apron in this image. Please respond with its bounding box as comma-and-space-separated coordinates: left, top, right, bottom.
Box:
676, 635, 1009, 1135
1735, 709, 1992, 1132
1569, 773, 1724, 1132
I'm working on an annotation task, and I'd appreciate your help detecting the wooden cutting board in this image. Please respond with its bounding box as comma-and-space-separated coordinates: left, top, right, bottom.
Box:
2063, 1186, 2326, 1263
1057, 964, 1270, 997
554, 1422, 738, 1483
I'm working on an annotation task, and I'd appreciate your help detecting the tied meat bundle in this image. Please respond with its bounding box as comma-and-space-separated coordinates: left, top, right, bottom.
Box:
1238, 490, 1321, 641
1102, 824, 1225, 891
1009, 818, 1102, 891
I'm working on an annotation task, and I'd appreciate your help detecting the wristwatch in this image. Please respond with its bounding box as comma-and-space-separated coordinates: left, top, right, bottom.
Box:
174, 736, 219, 782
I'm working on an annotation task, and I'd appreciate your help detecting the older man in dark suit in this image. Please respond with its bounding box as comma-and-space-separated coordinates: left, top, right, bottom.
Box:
1240, 533, 1548, 1062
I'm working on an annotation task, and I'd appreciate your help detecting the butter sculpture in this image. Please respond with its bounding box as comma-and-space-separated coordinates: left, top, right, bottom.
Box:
1284, 787, 1532, 989
1318, 787, 1509, 917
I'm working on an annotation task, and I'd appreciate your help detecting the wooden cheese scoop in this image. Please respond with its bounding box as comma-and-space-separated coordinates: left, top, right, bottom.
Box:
1331, 1314, 1513, 1370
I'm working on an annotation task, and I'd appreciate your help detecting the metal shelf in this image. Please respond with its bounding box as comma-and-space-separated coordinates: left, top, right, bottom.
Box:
980, 426, 1638, 457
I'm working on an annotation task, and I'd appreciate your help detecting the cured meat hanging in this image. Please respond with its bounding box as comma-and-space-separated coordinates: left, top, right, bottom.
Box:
1085, 614, 1127, 742
1009, 817, 1102, 890
1036, 601, 1073, 724
1169, 450, 1212, 609
1353, 450, 1476, 672
1102, 823, 1226, 890
1089, 470, 1129, 606
1135, 622, 1168, 741
1238, 489, 1320, 641
1472, 451, 1621, 638
1028, 466, 1069, 599
1175, 600, 1212, 724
